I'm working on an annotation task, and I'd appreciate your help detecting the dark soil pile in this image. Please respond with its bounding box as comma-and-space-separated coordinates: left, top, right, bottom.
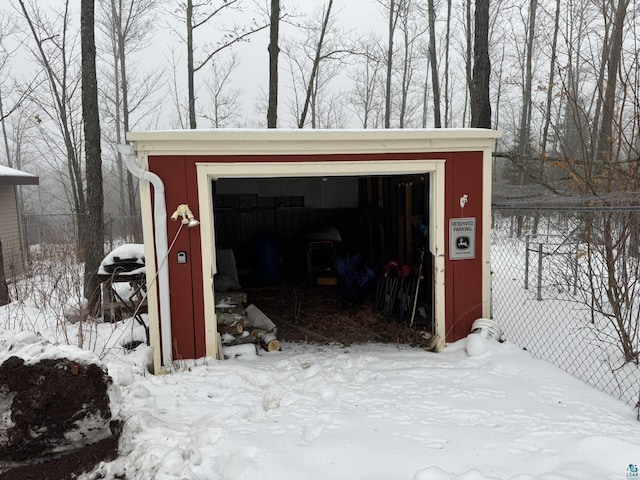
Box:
0, 432, 121, 480
247, 283, 436, 349
0, 357, 120, 479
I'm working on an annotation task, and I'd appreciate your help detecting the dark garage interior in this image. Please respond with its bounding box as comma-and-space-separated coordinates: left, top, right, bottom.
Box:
212, 173, 436, 348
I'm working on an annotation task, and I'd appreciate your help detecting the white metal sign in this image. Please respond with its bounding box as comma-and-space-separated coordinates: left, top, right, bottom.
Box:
449, 217, 476, 260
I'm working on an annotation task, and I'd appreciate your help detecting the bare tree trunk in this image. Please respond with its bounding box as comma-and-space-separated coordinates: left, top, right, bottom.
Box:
0, 239, 9, 307
398, 6, 410, 128
384, 0, 397, 128
116, 8, 138, 227
588, 17, 606, 159
348, 37, 383, 128
421, 61, 430, 127
81, 0, 104, 313
298, 0, 333, 128
541, 0, 560, 154
202, 54, 241, 127
518, 0, 536, 160
187, 0, 196, 129
597, 0, 629, 162
443, 0, 451, 127
493, 46, 505, 145
98, 0, 155, 242
470, 0, 491, 128
113, 60, 126, 217
463, 0, 472, 127
267, 0, 280, 128
181, 0, 267, 129
0, 96, 13, 168
18, 0, 88, 258
427, 0, 441, 127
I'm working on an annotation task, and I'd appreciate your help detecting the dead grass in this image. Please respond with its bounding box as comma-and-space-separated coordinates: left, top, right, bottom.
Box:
245, 283, 435, 349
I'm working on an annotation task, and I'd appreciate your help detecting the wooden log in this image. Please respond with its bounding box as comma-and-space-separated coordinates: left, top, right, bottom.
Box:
260, 332, 281, 352
215, 304, 245, 316
217, 312, 246, 327
220, 331, 254, 346
214, 291, 247, 306
245, 304, 277, 334
218, 323, 245, 335
250, 328, 262, 341
235, 332, 256, 345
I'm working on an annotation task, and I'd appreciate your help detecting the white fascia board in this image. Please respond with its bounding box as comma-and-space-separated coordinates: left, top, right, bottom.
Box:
126, 129, 501, 157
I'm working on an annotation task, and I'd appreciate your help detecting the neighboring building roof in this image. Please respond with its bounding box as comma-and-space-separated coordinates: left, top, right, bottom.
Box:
0, 165, 39, 185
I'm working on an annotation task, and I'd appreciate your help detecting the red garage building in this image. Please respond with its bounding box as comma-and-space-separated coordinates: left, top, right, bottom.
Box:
123, 129, 500, 373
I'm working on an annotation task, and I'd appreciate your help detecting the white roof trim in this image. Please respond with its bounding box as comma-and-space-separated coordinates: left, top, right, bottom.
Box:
126, 129, 501, 156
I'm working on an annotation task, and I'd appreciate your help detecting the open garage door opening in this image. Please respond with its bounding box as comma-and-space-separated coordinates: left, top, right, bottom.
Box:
211, 173, 436, 347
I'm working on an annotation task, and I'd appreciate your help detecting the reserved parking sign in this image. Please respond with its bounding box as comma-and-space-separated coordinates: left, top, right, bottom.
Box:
449, 217, 476, 260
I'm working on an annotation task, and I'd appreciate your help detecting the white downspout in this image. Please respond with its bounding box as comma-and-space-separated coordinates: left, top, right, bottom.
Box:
118, 144, 173, 367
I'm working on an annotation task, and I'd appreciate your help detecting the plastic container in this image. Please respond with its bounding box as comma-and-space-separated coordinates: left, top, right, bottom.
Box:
470, 318, 504, 342
256, 240, 281, 284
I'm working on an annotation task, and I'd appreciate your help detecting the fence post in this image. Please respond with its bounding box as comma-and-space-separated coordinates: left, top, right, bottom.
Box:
524, 235, 530, 290
573, 243, 579, 296
537, 242, 543, 301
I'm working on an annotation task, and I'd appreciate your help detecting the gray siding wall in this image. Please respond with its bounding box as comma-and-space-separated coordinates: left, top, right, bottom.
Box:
0, 185, 25, 278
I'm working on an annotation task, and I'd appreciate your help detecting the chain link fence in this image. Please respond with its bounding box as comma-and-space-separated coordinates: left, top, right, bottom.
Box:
491, 207, 640, 408
22, 214, 142, 253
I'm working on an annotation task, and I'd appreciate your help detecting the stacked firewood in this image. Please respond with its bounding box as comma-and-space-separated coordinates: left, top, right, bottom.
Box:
215, 292, 281, 352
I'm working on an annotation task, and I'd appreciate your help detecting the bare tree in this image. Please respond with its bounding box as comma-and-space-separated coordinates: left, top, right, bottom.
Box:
426, 0, 441, 127
547, 0, 640, 365
455, 0, 473, 126
0, 15, 35, 132
379, 0, 401, 128
201, 53, 242, 127
97, 0, 161, 236
170, 0, 268, 129
442, 0, 452, 126
395, 0, 425, 128
267, 0, 279, 128
296, 0, 333, 128
347, 35, 384, 128
283, 0, 352, 128
470, 0, 491, 128
0, 239, 8, 306
81, 0, 104, 313
596, 0, 630, 162
539, 0, 560, 155
516, 0, 536, 162
16, 0, 88, 251
166, 46, 189, 129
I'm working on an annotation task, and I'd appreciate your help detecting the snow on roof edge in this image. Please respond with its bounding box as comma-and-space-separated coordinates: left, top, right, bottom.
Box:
0, 165, 39, 185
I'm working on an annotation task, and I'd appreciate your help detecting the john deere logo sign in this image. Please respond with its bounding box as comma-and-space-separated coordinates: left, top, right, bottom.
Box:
449, 217, 476, 260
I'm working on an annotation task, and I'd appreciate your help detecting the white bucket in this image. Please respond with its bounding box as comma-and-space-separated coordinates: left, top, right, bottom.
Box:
470, 318, 504, 342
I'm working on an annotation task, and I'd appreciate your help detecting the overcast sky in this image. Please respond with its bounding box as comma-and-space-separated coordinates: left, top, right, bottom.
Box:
143, 0, 385, 129
2, 0, 390, 129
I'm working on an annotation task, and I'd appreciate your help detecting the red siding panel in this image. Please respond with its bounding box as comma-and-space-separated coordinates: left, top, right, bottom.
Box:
149, 156, 199, 360
444, 151, 484, 342
147, 150, 486, 359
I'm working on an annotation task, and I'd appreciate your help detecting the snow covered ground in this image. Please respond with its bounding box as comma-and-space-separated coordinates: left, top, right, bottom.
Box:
491, 226, 640, 407
1, 238, 640, 479
1, 309, 639, 479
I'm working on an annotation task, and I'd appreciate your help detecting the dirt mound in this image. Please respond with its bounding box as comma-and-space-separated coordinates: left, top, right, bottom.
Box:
0, 356, 120, 479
